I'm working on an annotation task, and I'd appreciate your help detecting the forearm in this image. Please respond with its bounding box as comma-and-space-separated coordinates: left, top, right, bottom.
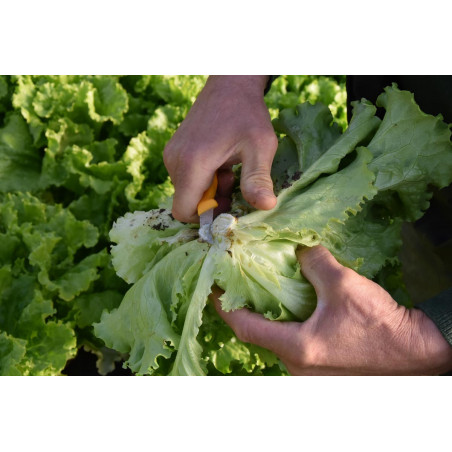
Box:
205, 75, 269, 97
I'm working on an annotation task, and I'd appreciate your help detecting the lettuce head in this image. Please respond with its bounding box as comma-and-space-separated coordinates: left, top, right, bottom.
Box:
94, 85, 452, 376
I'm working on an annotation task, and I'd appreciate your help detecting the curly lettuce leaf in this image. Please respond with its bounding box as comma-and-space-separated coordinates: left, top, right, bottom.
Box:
273, 102, 342, 174
214, 238, 316, 320
0, 331, 27, 376
122, 131, 174, 210
368, 85, 452, 220
94, 240, 210, 375
265, 75, 347, 130
109, 208, 198, 284
0, 269, 76, 375
237, 146, 378, 244
0, 113, 41, 192
200, 302, 284, 375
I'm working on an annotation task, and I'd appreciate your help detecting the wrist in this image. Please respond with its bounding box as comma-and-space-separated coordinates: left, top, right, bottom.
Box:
206, 75, 269, 97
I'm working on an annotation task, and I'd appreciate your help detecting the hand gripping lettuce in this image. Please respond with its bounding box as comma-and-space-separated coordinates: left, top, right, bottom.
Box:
94, 86, 452, 376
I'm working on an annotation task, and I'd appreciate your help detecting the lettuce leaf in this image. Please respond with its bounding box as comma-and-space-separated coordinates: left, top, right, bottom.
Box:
0, 113, 41, 192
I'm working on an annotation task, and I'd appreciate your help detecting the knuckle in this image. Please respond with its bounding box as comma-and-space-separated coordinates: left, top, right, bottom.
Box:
303, 248, 329, 272
300, 344, 321, 368
246, 127, 278, 155
169, 153, 198, 187
326, 267, 355, 297
163, 142, 177, 169
234, 322, 253, 344
304, 247, 354, 289
266, 130, 279, 152
177, 152, 196, 171
235, 328, 249, 344
293, 324, 322, 368
282, 331, 324, 373
329, 266, 352, 286
244, 166, 272, 184
163, 141, 199, 173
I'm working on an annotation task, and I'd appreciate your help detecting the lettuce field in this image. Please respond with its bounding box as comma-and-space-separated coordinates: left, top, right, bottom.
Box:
1, 75, 451, 376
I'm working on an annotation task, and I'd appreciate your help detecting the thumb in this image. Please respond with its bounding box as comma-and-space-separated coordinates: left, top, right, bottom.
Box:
296, 245, 348, 300
239, 133, 278, 210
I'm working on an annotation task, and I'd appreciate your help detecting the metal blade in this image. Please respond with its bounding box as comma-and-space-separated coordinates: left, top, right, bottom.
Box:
199, 208, 214, 244
200, 208, 214, 228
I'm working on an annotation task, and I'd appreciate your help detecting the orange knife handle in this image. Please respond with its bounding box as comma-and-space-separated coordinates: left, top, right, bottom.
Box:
197, 172, 219, 216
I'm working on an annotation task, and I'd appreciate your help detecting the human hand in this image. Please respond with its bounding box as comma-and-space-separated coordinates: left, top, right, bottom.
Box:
212, 245, 452, 375
163, 75, 278, 223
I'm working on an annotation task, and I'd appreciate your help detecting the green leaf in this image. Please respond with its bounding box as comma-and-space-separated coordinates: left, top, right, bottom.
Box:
0, 113, 41, 192
170, 247, 216, 376
86, 76, 129, 124
53, 250, 110, 301
273, 102, 342, 173
368, 85, 452, 220
237, 147, 378, 245
322, 198, 403, 277
74, 290, 124, 329
144, 75, 207, 105
2, 193, 101, 303
11, 75, 46, 144
0, 270, 76, 375
95, 240, 210, 375
0, 332, 26, 376
214, 238, 316, 320
122, 131, 173, 210
109, 209, 198, 284
200, 302, 282, 375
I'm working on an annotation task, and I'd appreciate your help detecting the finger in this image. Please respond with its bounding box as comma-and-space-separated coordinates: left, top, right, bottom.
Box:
214, 169, 234, 215
171, 163, 218, 223
214, 196, 231, 216
216, 168, 235, 197
239, 131, 278, 210
211, 288, 301, 361
296, 245, 349, 300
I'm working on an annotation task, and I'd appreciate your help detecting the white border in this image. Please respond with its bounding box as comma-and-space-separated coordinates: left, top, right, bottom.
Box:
1, 1, 451, 74
1, 377, 451, 451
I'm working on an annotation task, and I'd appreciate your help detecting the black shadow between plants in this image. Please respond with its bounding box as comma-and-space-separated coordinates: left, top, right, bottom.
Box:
62, 348, 133, 376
